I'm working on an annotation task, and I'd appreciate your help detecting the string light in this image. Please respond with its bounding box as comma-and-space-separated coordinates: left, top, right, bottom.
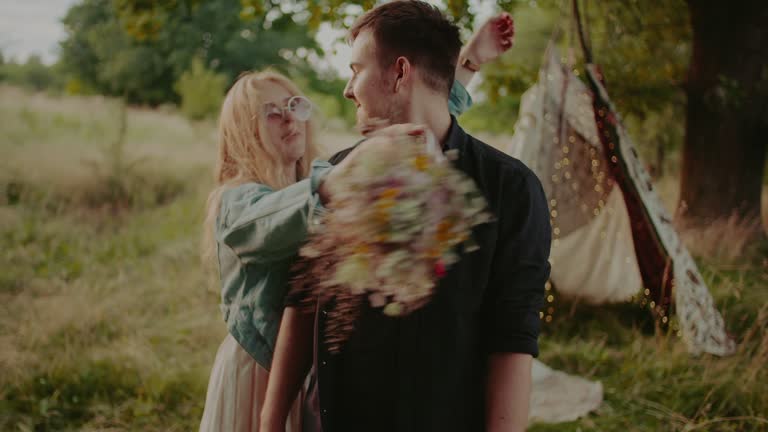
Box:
543, 124, 566, 325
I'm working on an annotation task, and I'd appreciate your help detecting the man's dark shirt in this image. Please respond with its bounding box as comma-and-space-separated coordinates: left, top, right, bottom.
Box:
301, 117, 551, 431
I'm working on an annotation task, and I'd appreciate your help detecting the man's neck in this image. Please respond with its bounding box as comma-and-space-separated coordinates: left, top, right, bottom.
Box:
406, 90, 452, 147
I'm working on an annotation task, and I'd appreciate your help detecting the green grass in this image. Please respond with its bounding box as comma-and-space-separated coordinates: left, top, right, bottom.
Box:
534, 259, 767, 431
1, 86, 766, 431
0, 184, 225, 431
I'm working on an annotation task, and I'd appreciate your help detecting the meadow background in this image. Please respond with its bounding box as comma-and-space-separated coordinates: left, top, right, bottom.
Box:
2, 0, 768, 431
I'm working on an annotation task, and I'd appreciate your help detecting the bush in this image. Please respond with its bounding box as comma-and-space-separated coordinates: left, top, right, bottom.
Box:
0, 55, 64, 92
174, 58, 227, 121
460, 96, 522, 135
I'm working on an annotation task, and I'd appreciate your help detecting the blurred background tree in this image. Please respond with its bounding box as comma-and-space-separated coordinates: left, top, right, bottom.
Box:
58, 0, 337, 107
0, 54, 65, 92
59, 0, 173, 104
174, 57, 228, 121
680, 1, 768, 229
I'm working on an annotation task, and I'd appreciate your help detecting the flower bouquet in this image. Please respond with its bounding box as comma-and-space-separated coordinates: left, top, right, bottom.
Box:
290, 131, 491, 352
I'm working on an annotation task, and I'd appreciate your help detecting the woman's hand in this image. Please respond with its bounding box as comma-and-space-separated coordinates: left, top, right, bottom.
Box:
455, 12, 515, 88
318, 124, 429, 205
463, 12, 515, 66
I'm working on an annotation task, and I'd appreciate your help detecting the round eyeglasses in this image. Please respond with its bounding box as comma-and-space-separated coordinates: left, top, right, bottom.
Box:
263, 95, 313, 122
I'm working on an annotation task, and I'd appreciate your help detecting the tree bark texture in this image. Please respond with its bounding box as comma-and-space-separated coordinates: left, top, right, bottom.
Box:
681, 1, 768, 225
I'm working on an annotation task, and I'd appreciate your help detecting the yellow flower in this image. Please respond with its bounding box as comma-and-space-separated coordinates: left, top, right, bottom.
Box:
376, 199, 396, 210
380, 187, 400, 200
374, 209, 390, 225
412, 154, 429, 171
436, 220, 454, 243
383, 302, 404, 316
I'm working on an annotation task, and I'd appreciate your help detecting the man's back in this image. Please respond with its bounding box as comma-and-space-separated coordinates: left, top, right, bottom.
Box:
315, 119, 551, 431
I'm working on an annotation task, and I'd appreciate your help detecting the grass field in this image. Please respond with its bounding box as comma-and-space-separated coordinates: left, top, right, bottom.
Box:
1, 85, 766, 431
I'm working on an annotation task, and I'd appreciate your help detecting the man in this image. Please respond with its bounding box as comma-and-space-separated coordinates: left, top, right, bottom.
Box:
263, 2, 550, 431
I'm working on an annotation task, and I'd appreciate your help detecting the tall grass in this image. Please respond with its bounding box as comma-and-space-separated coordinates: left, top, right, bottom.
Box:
0, 200, 220, 430
1, 86, 766, 431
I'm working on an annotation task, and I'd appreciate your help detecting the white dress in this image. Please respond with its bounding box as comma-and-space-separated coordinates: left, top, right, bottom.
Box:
199, 334, 303, 432
529, 359, 603, 424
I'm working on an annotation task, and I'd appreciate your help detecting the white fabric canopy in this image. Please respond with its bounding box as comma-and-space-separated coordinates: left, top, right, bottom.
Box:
506, 48, 734, 356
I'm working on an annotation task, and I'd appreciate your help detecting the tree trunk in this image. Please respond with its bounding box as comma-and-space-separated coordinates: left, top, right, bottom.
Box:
680, 1, 768, 228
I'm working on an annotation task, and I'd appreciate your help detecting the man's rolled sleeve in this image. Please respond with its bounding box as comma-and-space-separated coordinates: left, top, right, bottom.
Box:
484, 168, 551, 356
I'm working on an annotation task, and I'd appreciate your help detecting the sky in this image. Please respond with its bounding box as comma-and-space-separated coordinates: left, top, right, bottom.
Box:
0, 0, 497, 77
0, 0, 80, 64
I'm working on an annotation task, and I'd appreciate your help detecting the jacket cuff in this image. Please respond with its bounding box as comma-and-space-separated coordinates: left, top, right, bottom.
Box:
309, 159, 333, 193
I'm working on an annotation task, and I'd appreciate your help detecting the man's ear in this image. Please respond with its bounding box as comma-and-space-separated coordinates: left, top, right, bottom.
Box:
393, 56, 411, 93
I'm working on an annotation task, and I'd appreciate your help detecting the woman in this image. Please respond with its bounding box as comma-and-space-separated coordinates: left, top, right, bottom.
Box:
199, 70, 330, 432
199, 13, 515, 432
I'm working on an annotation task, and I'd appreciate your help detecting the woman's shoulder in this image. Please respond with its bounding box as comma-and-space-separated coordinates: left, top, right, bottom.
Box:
221, 182, 273, 206
217, 182, 273, 228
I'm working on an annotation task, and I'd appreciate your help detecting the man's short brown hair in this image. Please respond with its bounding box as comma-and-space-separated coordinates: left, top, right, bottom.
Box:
350, 1, 462, 95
